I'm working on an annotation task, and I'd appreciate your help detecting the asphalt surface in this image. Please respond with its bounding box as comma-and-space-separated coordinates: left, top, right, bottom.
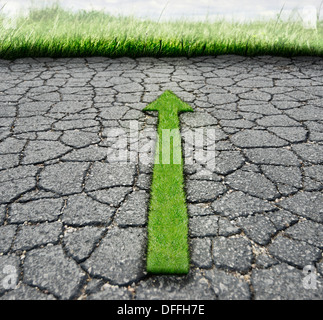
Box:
0, 55, 322, 300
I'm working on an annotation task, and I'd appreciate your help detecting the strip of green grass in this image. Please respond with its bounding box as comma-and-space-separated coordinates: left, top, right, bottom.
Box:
143, 91, 193, 274
0, 4, 322, 59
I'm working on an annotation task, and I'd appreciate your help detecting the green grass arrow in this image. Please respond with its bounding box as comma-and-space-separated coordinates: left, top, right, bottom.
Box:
143, 90, 193, 274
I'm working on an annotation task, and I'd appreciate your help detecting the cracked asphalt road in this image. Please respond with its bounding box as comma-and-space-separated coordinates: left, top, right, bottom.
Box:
0, 55, 323, 300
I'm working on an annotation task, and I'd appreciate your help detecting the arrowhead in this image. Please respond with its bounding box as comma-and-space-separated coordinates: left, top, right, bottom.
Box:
143, 90, 193, 114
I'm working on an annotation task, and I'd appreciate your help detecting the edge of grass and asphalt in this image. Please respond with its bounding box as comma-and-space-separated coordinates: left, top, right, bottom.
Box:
0, 4, 322, 60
